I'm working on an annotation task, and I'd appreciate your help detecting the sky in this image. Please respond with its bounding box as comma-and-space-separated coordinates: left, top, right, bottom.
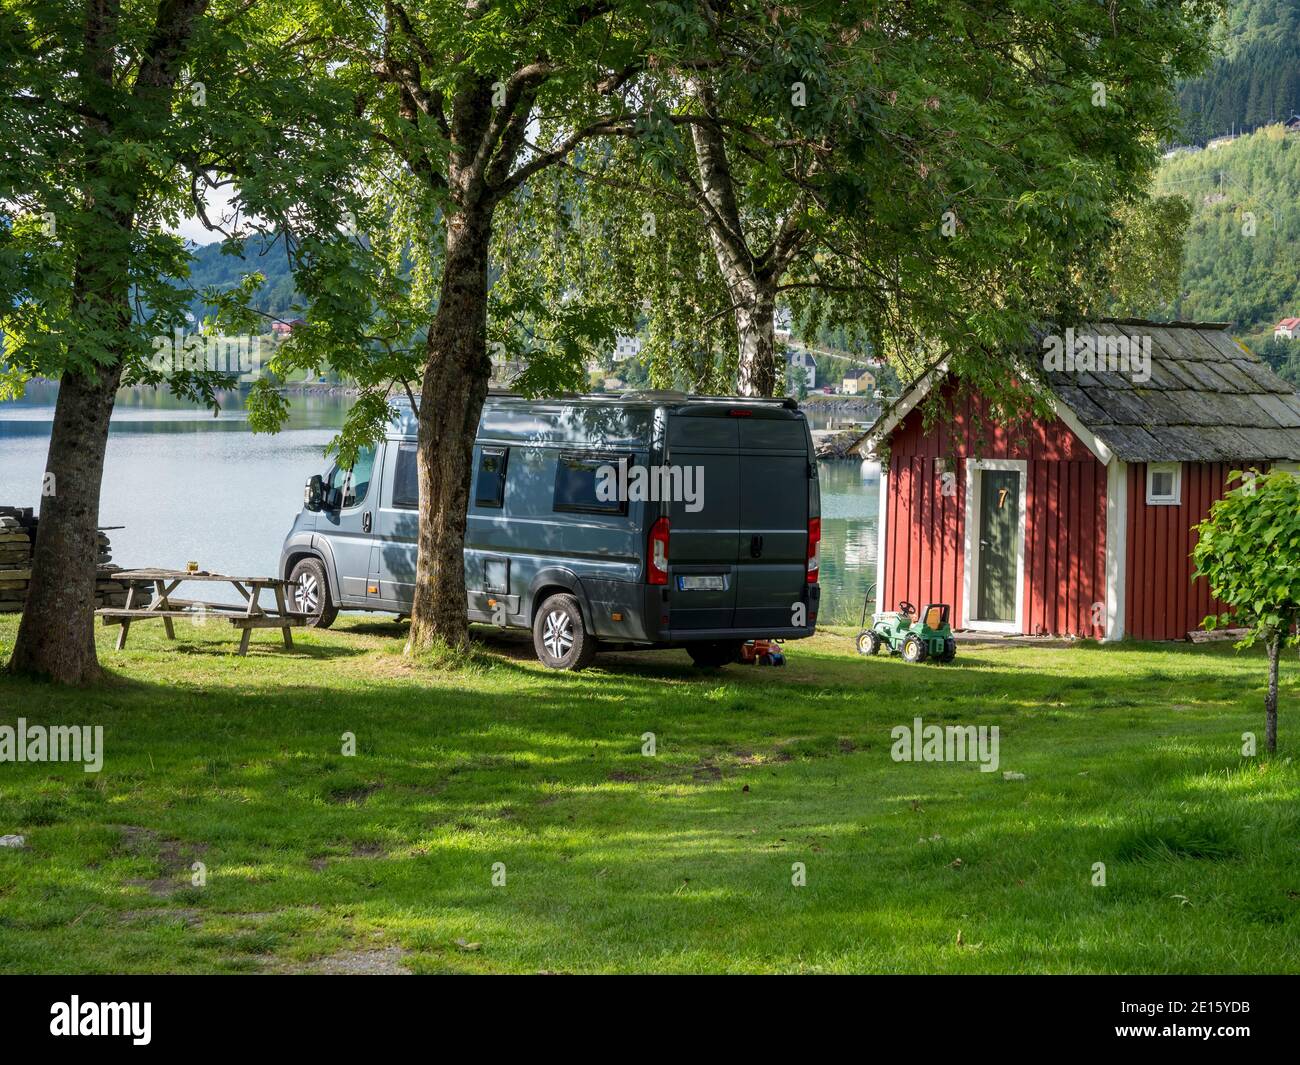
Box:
172, 182, 240, 245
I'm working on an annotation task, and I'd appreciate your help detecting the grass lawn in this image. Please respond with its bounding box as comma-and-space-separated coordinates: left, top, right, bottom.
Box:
1, 613, 1298, 974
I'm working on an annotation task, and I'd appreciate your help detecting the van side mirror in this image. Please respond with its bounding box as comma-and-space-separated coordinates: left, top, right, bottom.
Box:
304, 474, 324, 512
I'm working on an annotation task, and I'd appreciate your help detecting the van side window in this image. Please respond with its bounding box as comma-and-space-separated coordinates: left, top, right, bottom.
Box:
474, 447, 509, 508
554, 452, 628, 515
392, 442, 419, 509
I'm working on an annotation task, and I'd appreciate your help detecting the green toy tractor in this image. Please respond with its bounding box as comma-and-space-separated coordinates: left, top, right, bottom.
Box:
856, 600, 957, 663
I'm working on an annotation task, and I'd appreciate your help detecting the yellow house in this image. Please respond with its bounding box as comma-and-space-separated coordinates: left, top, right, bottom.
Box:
841, 369, 876, 395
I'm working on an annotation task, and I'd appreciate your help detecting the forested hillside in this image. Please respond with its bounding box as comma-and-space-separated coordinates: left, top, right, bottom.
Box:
1155, 125, 1300, 383
184, 235, 301, 324
1177, 0, 1300, 143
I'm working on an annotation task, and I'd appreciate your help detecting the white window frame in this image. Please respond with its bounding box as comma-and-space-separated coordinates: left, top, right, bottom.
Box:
1145, 462, 1181, 506
962, 458, 1027, 635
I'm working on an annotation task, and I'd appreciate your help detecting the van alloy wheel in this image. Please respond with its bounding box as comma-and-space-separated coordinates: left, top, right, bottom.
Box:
287, 557, 337, 629
296, 573, 319, 614
542, 609, 574, 659
531, 592, 597, 671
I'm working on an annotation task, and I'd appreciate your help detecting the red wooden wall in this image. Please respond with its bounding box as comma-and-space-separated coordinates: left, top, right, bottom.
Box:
1124, 462, 1232, 641
883, 382, 1107, 637
882, 381, 1244, 640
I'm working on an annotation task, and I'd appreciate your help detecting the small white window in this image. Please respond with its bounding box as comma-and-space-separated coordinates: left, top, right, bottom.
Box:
1146, 462, 1181, 506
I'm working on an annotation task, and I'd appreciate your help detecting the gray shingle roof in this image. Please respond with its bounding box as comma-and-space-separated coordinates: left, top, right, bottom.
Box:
1038, 320, 1300, 462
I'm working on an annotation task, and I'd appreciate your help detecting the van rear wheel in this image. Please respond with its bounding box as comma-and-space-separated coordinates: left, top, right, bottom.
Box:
532, 594, 597, 671
289, 558, 337, 629
687, 640, 743, 669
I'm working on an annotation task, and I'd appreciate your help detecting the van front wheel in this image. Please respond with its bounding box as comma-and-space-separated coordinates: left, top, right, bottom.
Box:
532, 594, 597, 671
289, 558, 337, 629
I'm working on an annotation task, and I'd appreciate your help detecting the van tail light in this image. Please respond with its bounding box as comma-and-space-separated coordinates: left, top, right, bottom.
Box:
807, 517, 821, 584
648, 517, 670, 585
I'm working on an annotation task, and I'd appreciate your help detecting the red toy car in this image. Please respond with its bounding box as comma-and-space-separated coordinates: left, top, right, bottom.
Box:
739, 639, 785, 666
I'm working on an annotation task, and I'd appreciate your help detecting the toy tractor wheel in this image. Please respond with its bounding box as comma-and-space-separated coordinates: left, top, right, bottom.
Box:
856, 630, 881, 656
901, 634, 928, 663
936, 637, 957, 663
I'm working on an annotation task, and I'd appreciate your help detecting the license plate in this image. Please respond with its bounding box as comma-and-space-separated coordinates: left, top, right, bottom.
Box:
678, 575, 726, 591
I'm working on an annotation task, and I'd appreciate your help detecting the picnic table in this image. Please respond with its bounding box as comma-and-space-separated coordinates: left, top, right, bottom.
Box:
95, 569, 310, 655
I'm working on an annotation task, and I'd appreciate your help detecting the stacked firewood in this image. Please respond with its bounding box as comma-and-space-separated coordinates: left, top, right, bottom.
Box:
0, 506, 141, 613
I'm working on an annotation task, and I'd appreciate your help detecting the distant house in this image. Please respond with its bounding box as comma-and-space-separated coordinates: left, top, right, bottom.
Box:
612, 335, 642, 361
856, 320, 1300, 641
842, 368, 876, 395
1275, 317, 1300, 339
271, 318, 305, 336
1285, 115, 1300, 134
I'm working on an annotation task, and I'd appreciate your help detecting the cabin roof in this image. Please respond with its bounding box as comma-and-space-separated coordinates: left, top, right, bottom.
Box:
859, 320, 1300, 463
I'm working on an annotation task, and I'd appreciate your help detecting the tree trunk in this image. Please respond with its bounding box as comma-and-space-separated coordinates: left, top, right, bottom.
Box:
8, 362, 124, 683
6, 0, 203, 683
734, 280, 778, 397
686, 87, 783, 398
405, 209, 493, 654
1265, 631, 1280, 753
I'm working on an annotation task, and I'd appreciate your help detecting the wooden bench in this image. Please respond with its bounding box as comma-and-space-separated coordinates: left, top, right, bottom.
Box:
95, 570, 311, 655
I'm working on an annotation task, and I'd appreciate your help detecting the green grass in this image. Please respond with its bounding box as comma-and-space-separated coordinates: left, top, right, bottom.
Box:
0, 613, 1298, 974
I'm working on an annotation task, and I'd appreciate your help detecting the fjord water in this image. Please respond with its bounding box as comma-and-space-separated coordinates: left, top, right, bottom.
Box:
0, 385, 878, 622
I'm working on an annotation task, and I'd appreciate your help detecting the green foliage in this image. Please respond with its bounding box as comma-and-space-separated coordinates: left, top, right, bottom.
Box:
1254, 336, 1300, 389
543, 0, 1217, 408
1177, 0, 1300, 143
1192, 469, 1300, 647
1155, 125, 1300, 334
185, 236, 302, 322
1084, 196, 1193, 319
0, 0, 356, 406
240, 1, 657, 457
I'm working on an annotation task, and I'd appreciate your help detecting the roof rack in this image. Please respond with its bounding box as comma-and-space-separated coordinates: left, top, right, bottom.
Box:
395, 390, 799, 409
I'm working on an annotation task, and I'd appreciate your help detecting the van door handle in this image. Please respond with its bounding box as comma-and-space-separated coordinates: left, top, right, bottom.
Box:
750, 535, 763, 558
363, 511, 372, 533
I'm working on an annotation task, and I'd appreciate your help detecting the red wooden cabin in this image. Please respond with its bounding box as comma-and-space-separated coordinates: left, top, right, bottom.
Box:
859, 320, 1300, 640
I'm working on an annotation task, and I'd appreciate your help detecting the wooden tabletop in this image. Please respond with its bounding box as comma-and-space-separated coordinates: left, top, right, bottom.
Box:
114, 569, 292, 585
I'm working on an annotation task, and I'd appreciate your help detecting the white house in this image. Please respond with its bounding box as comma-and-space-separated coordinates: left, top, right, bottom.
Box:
612, 335, 643, 361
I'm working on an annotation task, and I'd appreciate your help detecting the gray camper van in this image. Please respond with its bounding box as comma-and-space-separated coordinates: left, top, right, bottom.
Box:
279, 392, 821, 669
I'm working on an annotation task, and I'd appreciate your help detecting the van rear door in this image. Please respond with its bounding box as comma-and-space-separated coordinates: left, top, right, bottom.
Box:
734, 414, 812, 630
664, 413, 739, 629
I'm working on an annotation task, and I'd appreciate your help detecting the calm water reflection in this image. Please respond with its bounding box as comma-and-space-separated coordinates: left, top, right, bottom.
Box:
0, 385, 878, 622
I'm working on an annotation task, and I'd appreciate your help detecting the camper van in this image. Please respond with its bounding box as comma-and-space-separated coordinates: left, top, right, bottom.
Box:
279, 392, 821, 669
